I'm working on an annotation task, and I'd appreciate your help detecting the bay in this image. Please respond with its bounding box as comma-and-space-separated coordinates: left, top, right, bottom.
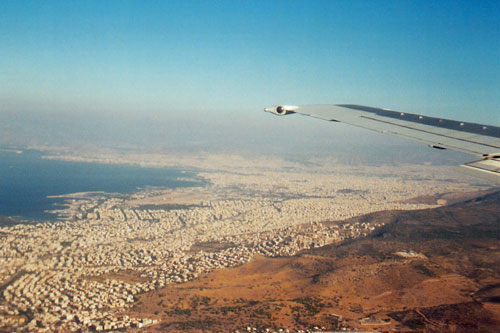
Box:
0, 149, 203, 221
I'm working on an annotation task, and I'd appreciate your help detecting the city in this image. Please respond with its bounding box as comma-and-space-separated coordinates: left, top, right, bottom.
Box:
0, 153, 487, 331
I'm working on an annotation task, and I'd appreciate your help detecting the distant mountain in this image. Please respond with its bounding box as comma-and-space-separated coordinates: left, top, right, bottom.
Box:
130, 191, 500, 332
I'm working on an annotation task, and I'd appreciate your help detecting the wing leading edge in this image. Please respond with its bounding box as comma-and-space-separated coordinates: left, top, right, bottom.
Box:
264, 104, 500, 184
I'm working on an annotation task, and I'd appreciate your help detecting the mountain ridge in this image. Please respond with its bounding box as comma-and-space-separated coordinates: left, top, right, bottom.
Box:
129, 190, 500, 332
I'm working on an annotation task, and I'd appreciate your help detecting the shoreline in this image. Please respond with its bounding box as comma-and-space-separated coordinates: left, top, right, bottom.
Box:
0, 148, 495, 331
0, 150, 206, 222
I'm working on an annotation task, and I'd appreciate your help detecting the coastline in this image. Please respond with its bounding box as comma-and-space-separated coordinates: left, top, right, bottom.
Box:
0, 147, 497, 331
0, 149, 205, 222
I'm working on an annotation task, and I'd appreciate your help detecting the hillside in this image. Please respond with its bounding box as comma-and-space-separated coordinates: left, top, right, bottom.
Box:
129, 191, 500, 332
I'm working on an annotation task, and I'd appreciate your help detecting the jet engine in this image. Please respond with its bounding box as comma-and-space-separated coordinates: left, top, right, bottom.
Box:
264, 105, 298, 116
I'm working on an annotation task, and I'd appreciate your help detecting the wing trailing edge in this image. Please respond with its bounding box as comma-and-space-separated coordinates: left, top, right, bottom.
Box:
265, 104, 500, 184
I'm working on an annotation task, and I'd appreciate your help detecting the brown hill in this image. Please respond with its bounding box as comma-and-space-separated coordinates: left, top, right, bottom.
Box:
128, 191, 500, 332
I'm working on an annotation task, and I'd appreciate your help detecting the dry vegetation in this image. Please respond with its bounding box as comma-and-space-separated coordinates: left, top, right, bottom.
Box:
127, 191, 500, 332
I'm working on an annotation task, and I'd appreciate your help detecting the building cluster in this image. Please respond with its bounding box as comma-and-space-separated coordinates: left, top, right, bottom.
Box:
0, 161, 484, 332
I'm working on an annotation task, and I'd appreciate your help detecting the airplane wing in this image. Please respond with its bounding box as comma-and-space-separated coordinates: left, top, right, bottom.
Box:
264, 104, 500, 184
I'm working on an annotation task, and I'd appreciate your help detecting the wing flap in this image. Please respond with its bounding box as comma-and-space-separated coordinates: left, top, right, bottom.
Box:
461, 159, 500, 184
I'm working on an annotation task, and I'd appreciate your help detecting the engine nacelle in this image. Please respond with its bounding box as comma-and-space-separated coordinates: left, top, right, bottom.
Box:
264, 105, 298, 116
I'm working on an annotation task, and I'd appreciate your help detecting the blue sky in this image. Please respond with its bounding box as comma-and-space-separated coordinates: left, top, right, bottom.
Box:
0, 0, 498, 153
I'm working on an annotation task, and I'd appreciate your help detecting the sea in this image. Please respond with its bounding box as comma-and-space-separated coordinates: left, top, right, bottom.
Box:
0, 149, 203, 221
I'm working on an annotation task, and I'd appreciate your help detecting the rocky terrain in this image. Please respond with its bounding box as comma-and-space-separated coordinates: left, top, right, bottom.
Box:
129, 191, 500, 332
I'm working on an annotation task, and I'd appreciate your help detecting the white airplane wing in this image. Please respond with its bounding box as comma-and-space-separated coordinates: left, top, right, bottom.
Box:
265, 104, 500, 184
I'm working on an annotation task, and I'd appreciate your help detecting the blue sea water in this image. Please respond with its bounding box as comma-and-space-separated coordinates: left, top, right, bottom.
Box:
0, 149, 203, 221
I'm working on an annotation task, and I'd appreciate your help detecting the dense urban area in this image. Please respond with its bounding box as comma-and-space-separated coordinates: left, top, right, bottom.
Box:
0, 151, 487, 331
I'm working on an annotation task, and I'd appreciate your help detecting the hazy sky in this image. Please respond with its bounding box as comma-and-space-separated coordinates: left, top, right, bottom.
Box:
0, 1, 498, 157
